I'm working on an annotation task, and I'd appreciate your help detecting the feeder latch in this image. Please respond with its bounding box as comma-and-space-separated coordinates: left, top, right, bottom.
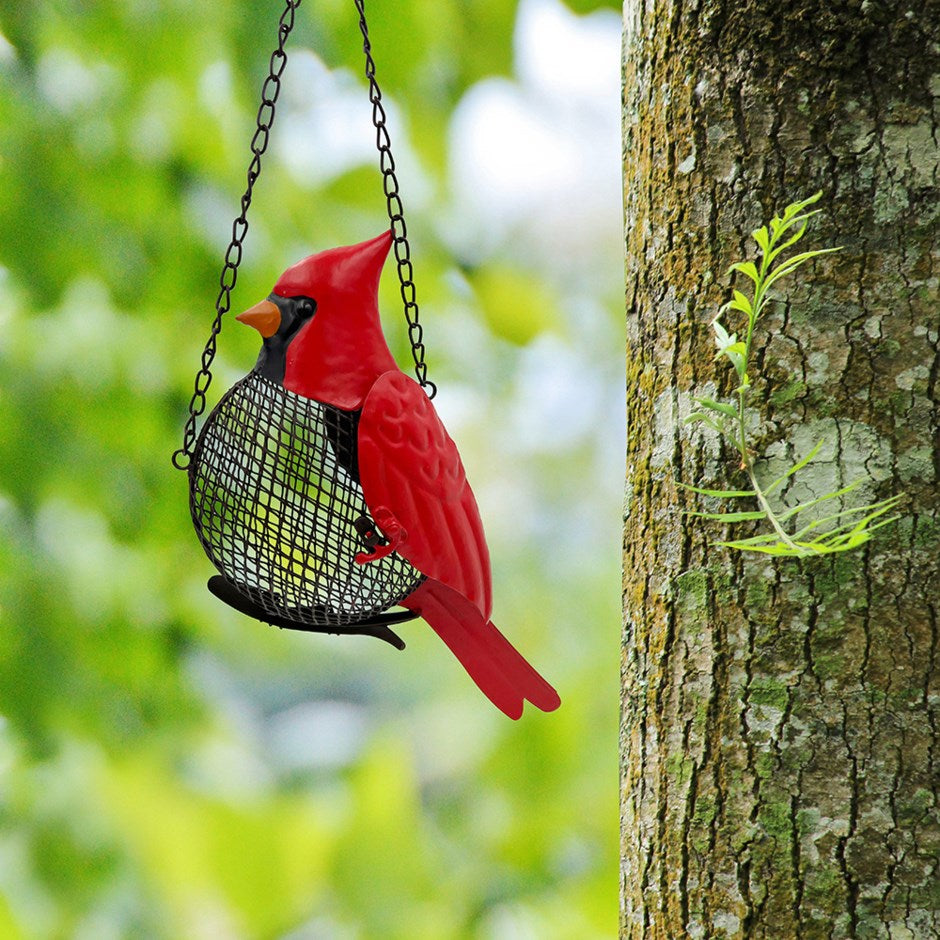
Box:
355, 514, 388, 550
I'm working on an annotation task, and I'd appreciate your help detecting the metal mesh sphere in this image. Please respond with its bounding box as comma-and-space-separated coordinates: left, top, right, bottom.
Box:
189, 371, 423, 628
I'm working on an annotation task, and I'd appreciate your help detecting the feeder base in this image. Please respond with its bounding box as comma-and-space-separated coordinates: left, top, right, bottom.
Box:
207, 576, 414, 649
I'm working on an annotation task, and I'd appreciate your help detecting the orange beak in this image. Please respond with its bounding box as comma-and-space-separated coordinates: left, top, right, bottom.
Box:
235, 299, 281, 338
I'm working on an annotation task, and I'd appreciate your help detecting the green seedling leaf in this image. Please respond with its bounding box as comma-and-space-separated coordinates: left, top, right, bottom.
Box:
791, 493, 903, 531
716, 532, 786, 546
834, 513, 901, 542
815, 531, 871, 551
728, 260, 760, 285
685, 412, 724, 432
716, 541, 777, 553
752, 226, 770, 254
767, 223, 807, 264
693, 396, 738, 417
769, 208, 822, 253
715, 538, 817, 556
763, 247, 843, 289
712, 319, 748, 377
808, 532, 876, 553
779, 191, 823, 224
728, 289, 753, 315
792, 495, 904, 541
774, 208, 822, 238
712, 319, 733, 346
685, 509, 767, 522
777, 481, 864, 522
765, 440, 825, 492
677, 482, 755, 498
719, 342, 747, 376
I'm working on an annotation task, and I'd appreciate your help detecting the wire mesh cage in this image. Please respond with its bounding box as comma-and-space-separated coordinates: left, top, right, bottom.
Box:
189, 370, 424, 630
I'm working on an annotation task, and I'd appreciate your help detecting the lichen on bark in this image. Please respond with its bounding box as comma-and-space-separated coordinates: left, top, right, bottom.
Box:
621, 1, 940, 937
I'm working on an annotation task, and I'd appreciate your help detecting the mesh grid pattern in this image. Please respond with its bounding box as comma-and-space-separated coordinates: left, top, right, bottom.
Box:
189, 371, 423, 627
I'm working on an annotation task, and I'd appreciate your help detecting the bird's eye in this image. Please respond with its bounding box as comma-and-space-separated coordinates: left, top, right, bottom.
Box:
297, 298, 316, 319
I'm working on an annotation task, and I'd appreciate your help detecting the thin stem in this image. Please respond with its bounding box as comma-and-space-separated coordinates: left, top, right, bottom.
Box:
731, 222, 809, 556
736, 387, 749, 461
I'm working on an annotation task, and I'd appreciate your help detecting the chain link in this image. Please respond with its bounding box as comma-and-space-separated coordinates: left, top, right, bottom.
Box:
354, 0, 436, 399
172, 0, 302, 470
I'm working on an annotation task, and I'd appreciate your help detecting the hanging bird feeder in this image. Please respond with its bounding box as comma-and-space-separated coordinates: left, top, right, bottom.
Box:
188, 367, 424, 646
172, 0, 560, 717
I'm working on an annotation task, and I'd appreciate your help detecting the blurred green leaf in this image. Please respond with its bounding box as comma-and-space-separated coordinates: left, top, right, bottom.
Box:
472, 265, 560, 345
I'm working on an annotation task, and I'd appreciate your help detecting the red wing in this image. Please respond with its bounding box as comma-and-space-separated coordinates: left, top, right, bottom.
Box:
357, 371, 492, 619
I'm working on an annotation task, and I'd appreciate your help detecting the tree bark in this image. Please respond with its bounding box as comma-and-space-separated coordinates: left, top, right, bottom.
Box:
620, 2, 940, 937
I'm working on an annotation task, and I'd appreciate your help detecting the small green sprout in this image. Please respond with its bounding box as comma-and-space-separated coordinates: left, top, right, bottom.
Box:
683, 192, 903, 557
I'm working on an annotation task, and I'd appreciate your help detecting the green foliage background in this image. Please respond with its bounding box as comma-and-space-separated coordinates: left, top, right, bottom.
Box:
0, 1, 622, 936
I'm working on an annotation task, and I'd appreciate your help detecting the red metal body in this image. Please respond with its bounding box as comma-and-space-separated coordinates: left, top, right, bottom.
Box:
358, 369, 493, 619
276, 232, 399, 410
236, 232, 560, 718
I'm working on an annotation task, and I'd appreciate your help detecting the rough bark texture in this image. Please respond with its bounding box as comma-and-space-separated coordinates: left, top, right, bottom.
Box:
620, 2, 940, 937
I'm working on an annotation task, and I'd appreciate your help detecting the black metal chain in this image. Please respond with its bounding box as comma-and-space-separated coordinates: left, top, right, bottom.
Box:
354, 0, 436, 399
173, 0, 434, 469
173, 0, 301, 470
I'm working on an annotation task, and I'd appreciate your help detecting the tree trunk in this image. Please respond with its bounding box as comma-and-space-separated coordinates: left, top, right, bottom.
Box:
620, 2, 940, 938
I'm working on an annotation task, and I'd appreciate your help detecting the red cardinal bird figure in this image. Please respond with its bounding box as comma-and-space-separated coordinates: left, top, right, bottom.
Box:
225, 231, 560, 719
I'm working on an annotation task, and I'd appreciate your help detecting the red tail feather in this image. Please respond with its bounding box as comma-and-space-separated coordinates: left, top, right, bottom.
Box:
403, 580, 561, 719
